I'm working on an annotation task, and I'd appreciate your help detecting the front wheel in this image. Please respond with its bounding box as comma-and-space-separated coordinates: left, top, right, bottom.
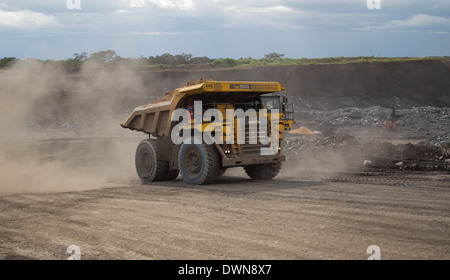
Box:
178, 139, 222, 184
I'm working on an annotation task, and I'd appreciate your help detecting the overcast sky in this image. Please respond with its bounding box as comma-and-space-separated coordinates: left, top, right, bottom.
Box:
0, 0, 449, 59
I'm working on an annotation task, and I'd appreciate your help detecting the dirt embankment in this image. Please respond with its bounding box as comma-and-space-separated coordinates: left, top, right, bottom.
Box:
137, 59, 450, 110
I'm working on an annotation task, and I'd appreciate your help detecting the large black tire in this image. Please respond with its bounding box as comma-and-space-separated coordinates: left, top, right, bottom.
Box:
165, 169, 180, 181
135, 139, 169, 183
244, 162, 282, 180
218, 168, 227, 177
178, 139, 222, 184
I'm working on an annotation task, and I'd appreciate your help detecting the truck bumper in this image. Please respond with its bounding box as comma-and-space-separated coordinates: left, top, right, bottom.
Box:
221, 154, 286, 167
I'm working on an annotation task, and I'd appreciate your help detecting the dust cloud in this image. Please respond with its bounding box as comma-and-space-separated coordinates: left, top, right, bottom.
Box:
281, 147, 355, 176
280, 134, 368, 177
0, 60, 151, 195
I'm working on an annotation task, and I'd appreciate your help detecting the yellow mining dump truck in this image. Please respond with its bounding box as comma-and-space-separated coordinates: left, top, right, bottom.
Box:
121, 80, 295, 184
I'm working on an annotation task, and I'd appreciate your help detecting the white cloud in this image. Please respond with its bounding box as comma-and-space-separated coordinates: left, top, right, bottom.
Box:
248, 5, 293, 13
128, 31, 163, 35
0, 9, 59, 29
113, 9, 131, 14
386, 14, 450, 29
128, 0, 196, 10
357, 13, 450, 32
130, 0, 146, 8
213, 2, 304, 30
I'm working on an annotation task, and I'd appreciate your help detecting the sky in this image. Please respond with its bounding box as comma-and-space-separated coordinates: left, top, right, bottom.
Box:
0, 0, 449, 59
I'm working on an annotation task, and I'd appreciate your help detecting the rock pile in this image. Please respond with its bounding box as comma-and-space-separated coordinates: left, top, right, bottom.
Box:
295, 106, 449, 132
284, 133, 449, 171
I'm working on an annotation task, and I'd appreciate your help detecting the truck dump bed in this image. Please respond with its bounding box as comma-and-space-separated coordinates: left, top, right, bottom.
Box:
120, 100, 172, 136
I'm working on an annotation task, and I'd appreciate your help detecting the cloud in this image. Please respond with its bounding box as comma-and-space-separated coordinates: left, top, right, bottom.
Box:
0, 9, 59, 29
357, 13, 450, 32
130, 0, 146, 8
386, 14, 450, 29
149, 0, 196, 10
125, 0, 196, 10
2, 1, 449, 34
1, 0, 449, 59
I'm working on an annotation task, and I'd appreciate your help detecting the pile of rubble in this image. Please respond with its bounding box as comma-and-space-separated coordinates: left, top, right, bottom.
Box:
294, 106, 450, 134
282, 104, 450, 171
419, 131, 450, 146
296, 106, 389, 127
284, 133, 450, 171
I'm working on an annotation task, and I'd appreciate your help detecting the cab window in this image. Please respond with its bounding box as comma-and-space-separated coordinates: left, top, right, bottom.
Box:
260, 97, 280, 110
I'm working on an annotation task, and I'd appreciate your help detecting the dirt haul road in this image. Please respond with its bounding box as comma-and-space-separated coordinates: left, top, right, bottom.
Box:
0, 135, 449, 260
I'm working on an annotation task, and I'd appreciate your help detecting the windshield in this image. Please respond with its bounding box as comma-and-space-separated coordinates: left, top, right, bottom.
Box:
261, 96, 280, 110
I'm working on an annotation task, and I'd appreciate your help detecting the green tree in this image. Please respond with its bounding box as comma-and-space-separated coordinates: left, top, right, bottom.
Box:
174, 53, 192, 65
147, 53, 198, 66
189, 56, 212, 64
264, 52, 285, 59
148, 53, 174, 65
212, 58, 237, 68
0, 57, 17, 69
73, 52, 88, 61
89, 50, 118, 63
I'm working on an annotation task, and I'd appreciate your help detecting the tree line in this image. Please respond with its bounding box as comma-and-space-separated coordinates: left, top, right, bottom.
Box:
1, 51, 442, 72
0, 51, 288, 72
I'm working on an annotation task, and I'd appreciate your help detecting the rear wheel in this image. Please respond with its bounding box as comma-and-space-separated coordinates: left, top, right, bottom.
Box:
178, 139, 222, 184
244, 162, 282, 180
135, 139, 169, 183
